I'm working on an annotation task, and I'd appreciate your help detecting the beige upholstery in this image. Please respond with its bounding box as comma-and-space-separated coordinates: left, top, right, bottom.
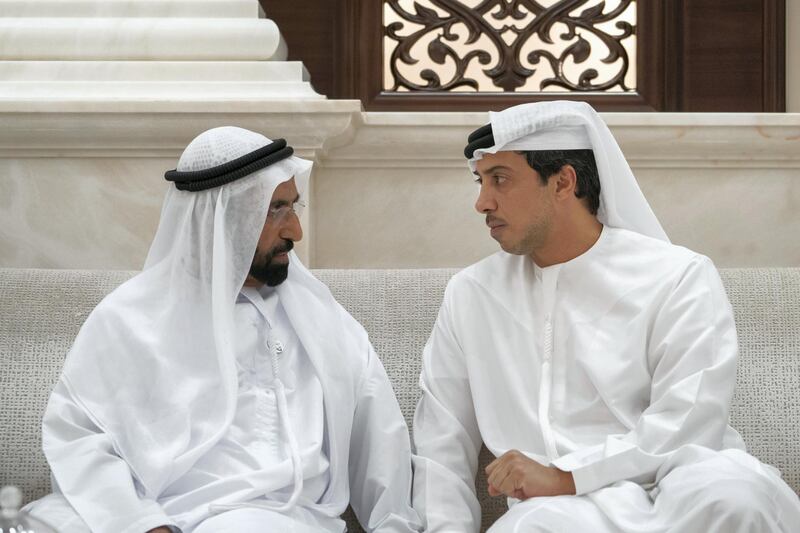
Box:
1, 267, 798, 532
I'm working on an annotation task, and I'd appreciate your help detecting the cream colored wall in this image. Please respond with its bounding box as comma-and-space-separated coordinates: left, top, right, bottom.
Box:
789, 0, 800, 112
0, 101, 360, 270
313, 164, 800, 269
0, 0, 330, 269
312, 113, 800, 269
2, 1, 798, 271
0, 158, 166, 269
2, 111, 799, 270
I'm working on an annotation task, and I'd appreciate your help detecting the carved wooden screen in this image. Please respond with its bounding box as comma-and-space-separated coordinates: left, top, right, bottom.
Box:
342, 0, 669, 110
383, 0, 637, 95
264, 0, 786, 112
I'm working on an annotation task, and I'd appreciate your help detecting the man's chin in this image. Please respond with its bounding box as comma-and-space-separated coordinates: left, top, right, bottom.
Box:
249, 262, 290, 287
264, 273, 289, 287
492, 236, 513, 253
497, 238, 528, 256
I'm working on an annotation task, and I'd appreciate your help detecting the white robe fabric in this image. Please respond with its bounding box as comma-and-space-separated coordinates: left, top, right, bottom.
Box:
25, 127, 421, 533
413, 226, 800, 532
29, 280, 420, 533
158, 288, 335, 530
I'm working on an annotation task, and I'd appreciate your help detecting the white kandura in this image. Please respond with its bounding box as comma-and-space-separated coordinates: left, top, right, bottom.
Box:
26, 127, 421, 533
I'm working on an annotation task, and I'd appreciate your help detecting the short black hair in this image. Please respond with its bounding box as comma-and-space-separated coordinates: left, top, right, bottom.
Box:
520, 150, 601, 215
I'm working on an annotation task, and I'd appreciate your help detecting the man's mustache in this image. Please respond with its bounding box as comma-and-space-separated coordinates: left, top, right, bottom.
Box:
270, 240, 294, 256
485, 215, 505, 228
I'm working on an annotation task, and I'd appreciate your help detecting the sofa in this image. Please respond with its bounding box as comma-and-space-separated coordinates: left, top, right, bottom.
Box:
1, 267, 799, 532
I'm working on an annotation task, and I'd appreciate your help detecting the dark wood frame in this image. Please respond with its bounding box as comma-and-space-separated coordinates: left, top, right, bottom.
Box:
266, 0, 786, 113
343, 0, 673, 111
762, 0, 786, 111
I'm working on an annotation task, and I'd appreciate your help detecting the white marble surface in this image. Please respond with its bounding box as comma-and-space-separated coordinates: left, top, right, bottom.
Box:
0, 101, 362, 269
322, 112, 800, 169
312, 112, 800, 269
0, 0, 342, 268
2, 110, 798, 270
0, 158, 168, 270
0, 156, 314, 269
311, 166, 800, 269
0, 101, 361, 154
0, 81, 323, 101
0, 61, 312, 82
0, 18, 284, 61
0, 0, 260, 18
0, 60, 323, 101
1, 1, 798, 269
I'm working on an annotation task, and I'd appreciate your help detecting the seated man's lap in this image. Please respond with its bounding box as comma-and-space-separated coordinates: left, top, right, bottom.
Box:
486, 494, 617, 533
653, 449, 796, 530
24, 493, 90, 533
486, 450, 799, 533
191, 508, 334, 533
25, 495, 335, 533
192, 508, 326, 533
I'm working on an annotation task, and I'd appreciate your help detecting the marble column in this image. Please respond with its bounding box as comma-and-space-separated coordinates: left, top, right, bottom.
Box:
0, 0, 333, 103
0, 0, 362, 268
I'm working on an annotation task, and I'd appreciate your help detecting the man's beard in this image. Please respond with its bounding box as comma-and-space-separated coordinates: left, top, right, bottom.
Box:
505, 218, 550, 255
249, 240, 294, 287
497, 208, 553, 256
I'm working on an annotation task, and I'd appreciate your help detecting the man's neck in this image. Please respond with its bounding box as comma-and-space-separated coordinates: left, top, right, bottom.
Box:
529, 217, 603, 268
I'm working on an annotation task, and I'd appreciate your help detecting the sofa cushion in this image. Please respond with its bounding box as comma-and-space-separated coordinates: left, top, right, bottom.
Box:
1, 267, 798, 533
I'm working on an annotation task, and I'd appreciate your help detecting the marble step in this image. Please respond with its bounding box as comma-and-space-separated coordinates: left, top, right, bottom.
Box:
0, 18, 285, 61
0, 81, 324, 100
0, 61, 310, 82
0, 0, 261, 18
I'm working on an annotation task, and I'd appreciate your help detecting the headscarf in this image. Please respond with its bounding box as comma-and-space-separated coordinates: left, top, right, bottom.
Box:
55, 127, 313, 498
467, 100, 668, 242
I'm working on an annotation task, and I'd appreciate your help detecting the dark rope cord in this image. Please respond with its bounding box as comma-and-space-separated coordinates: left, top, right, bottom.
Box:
464, 123, 495, 159
164, 139, 294, 191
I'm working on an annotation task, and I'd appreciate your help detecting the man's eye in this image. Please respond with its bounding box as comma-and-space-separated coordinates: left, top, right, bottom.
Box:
494, 175, 507, 184
473, 176, 483, 185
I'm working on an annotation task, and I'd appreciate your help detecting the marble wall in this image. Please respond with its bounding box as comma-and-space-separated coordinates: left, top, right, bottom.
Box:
0, 99, 360, 270
2, 110, 798, 270
1, 0, 798, 271
312, 113, 800, 269
0, 157, 166, 269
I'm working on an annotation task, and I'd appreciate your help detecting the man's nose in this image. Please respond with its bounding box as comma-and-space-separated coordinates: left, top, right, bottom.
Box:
281, 212, 303, 242
475, 184, 496, 214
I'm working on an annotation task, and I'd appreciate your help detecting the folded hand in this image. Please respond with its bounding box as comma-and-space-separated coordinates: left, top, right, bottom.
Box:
486, 449, 576, 499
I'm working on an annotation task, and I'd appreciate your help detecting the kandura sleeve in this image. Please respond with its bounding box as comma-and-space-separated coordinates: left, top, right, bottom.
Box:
347, 337, 423, 533
43, 380, 180, 533
412, 281, 483, 533
552, 256, 739, 495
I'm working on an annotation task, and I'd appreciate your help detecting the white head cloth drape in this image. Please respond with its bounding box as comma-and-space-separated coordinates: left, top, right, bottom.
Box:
469, 100, 669, 242
58, 127, 314, 498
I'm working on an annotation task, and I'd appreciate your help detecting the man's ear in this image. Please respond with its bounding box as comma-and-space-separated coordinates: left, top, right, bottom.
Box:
553, 164, 578, 199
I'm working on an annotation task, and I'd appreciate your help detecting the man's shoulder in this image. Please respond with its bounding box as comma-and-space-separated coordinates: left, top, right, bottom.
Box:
600, 228, 720, 300
448, 251, 521, 292
606, 227, 704, 268
440, 252, 530, 320
79, 272, 153, 328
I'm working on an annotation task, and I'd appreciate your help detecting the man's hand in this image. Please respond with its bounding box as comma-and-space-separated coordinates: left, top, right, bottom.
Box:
146, 527, 172, 533
485, 449, 576, 500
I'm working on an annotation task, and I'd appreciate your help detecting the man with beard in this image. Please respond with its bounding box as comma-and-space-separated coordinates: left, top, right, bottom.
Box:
25, 127, 422, 533
411, 101, 800, 532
